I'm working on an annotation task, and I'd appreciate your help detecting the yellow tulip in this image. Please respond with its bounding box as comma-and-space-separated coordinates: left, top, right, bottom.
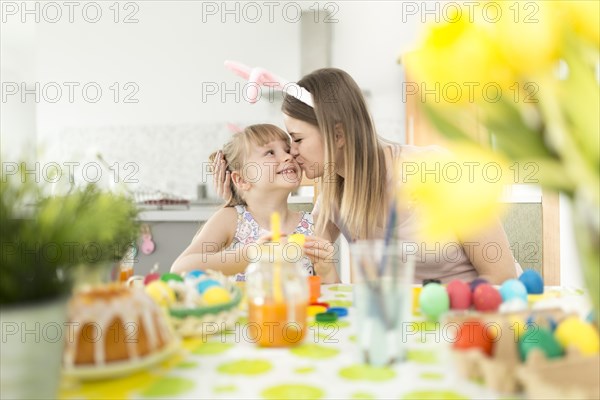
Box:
483, 1, 561, 77
553, 0, 600, 48
407, 6, 515, 106
397, 143, 509, 241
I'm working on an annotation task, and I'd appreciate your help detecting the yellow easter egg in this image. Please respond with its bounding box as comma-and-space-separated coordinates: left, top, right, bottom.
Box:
507, 315, 527, 339
555, 316, 600, 356
145, 280, 175, 307
202, 286, 231, 305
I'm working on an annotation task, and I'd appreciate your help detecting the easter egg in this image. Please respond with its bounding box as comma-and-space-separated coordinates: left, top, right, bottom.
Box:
160, 273, 184, 283
145, 280, 176, 307
184, 270, 206, 285
519, 327, 563, 360
453, 319, 494, 356
469, 278, 488, 292
554, 316, 600, 356
519, 269, 544, 294
196, 279, 221, 294
186, 270, 205, 280
202, 286, 231, 305
143, 272, 160, 285
446, 279, 472, 310
473, 284, 502, 312
499, 279, 528, 302
507, 315, 528, 339
418, 283, 450, 321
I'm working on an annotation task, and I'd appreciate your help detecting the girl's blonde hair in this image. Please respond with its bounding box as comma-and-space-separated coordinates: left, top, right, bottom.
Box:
209, 124, 291, 207
282, 68, 388, 240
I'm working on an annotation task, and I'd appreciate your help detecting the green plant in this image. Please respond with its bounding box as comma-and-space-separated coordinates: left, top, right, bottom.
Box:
0, 165, 140, 305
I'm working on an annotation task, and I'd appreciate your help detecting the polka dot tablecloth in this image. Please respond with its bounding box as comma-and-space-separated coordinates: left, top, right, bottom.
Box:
59, 285, 506, 400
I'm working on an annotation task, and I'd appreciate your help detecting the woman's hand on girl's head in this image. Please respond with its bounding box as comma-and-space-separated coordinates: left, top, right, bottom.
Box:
212, 151, 232, 201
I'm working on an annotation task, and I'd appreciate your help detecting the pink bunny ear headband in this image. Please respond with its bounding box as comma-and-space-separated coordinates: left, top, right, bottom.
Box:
224, 60, 314, 108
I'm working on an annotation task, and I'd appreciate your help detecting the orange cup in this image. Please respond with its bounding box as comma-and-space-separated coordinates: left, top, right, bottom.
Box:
308, 275, 321, 303
248, 301, 307, 347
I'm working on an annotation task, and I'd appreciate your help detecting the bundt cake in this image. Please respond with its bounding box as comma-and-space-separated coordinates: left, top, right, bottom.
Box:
63, 284, 175, 369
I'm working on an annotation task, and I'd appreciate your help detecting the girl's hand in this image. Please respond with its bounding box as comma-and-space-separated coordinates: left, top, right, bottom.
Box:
212, 151, 232, 201
303, 236, 337, 277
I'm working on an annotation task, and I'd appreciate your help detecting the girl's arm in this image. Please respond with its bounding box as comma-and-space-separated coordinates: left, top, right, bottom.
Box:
170, 208, 249, 275
459, 219, 518, 284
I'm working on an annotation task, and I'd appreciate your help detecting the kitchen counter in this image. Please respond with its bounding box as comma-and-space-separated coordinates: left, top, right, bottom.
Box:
138, 196, 314, 222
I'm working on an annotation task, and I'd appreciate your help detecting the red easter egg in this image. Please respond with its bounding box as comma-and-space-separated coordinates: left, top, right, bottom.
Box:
453, 319, 495, 356
446, 279, 472, 310
144, 273, 160, 285
473, 284, 502, 312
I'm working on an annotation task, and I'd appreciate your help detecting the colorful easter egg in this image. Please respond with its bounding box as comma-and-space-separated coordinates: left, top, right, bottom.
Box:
519, 269, 544, 294
446, 279, 472, 310
196, 279, 221, 294
500, 279, 528, 302
555, 316, 600, 356
145, 280, 176, 307
469, 278, 488, 292
453, 319, 495, 356
418, 283, 450, 321
202, 286, 231, 305
186, 270, 205, 280
519, 327, 563, 360
473, 284, 502, 312
160, 273, 184, 283
143, 272, 160, 286
507, 315, 528, 339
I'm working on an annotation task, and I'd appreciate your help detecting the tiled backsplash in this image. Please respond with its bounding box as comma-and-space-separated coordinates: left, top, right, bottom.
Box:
42, 123, 238, 200
42, 119, 404, 200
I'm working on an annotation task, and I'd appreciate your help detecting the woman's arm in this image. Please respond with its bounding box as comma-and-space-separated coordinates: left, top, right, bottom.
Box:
459, 219, 518, 284
170, 208, 249, 275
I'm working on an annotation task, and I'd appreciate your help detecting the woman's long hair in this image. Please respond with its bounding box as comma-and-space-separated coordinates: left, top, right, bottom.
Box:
282, 68, 388, 240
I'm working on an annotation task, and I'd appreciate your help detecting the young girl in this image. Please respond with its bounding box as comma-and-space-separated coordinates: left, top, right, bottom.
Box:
214, 68, 518, 284
170, 124, 319, 278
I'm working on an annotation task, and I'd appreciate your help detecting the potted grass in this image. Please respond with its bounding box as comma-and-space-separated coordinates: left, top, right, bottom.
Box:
0, 164, 140, 399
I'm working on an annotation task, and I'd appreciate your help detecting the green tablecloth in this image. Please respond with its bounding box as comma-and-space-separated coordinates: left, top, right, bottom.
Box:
59, 284, 507, 400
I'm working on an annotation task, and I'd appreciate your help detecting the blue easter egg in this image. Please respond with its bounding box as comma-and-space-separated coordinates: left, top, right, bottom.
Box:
196, 279, 220, 294
187, 270, 205, 279
499, 279, 528, 302
519, 270, 544, 294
